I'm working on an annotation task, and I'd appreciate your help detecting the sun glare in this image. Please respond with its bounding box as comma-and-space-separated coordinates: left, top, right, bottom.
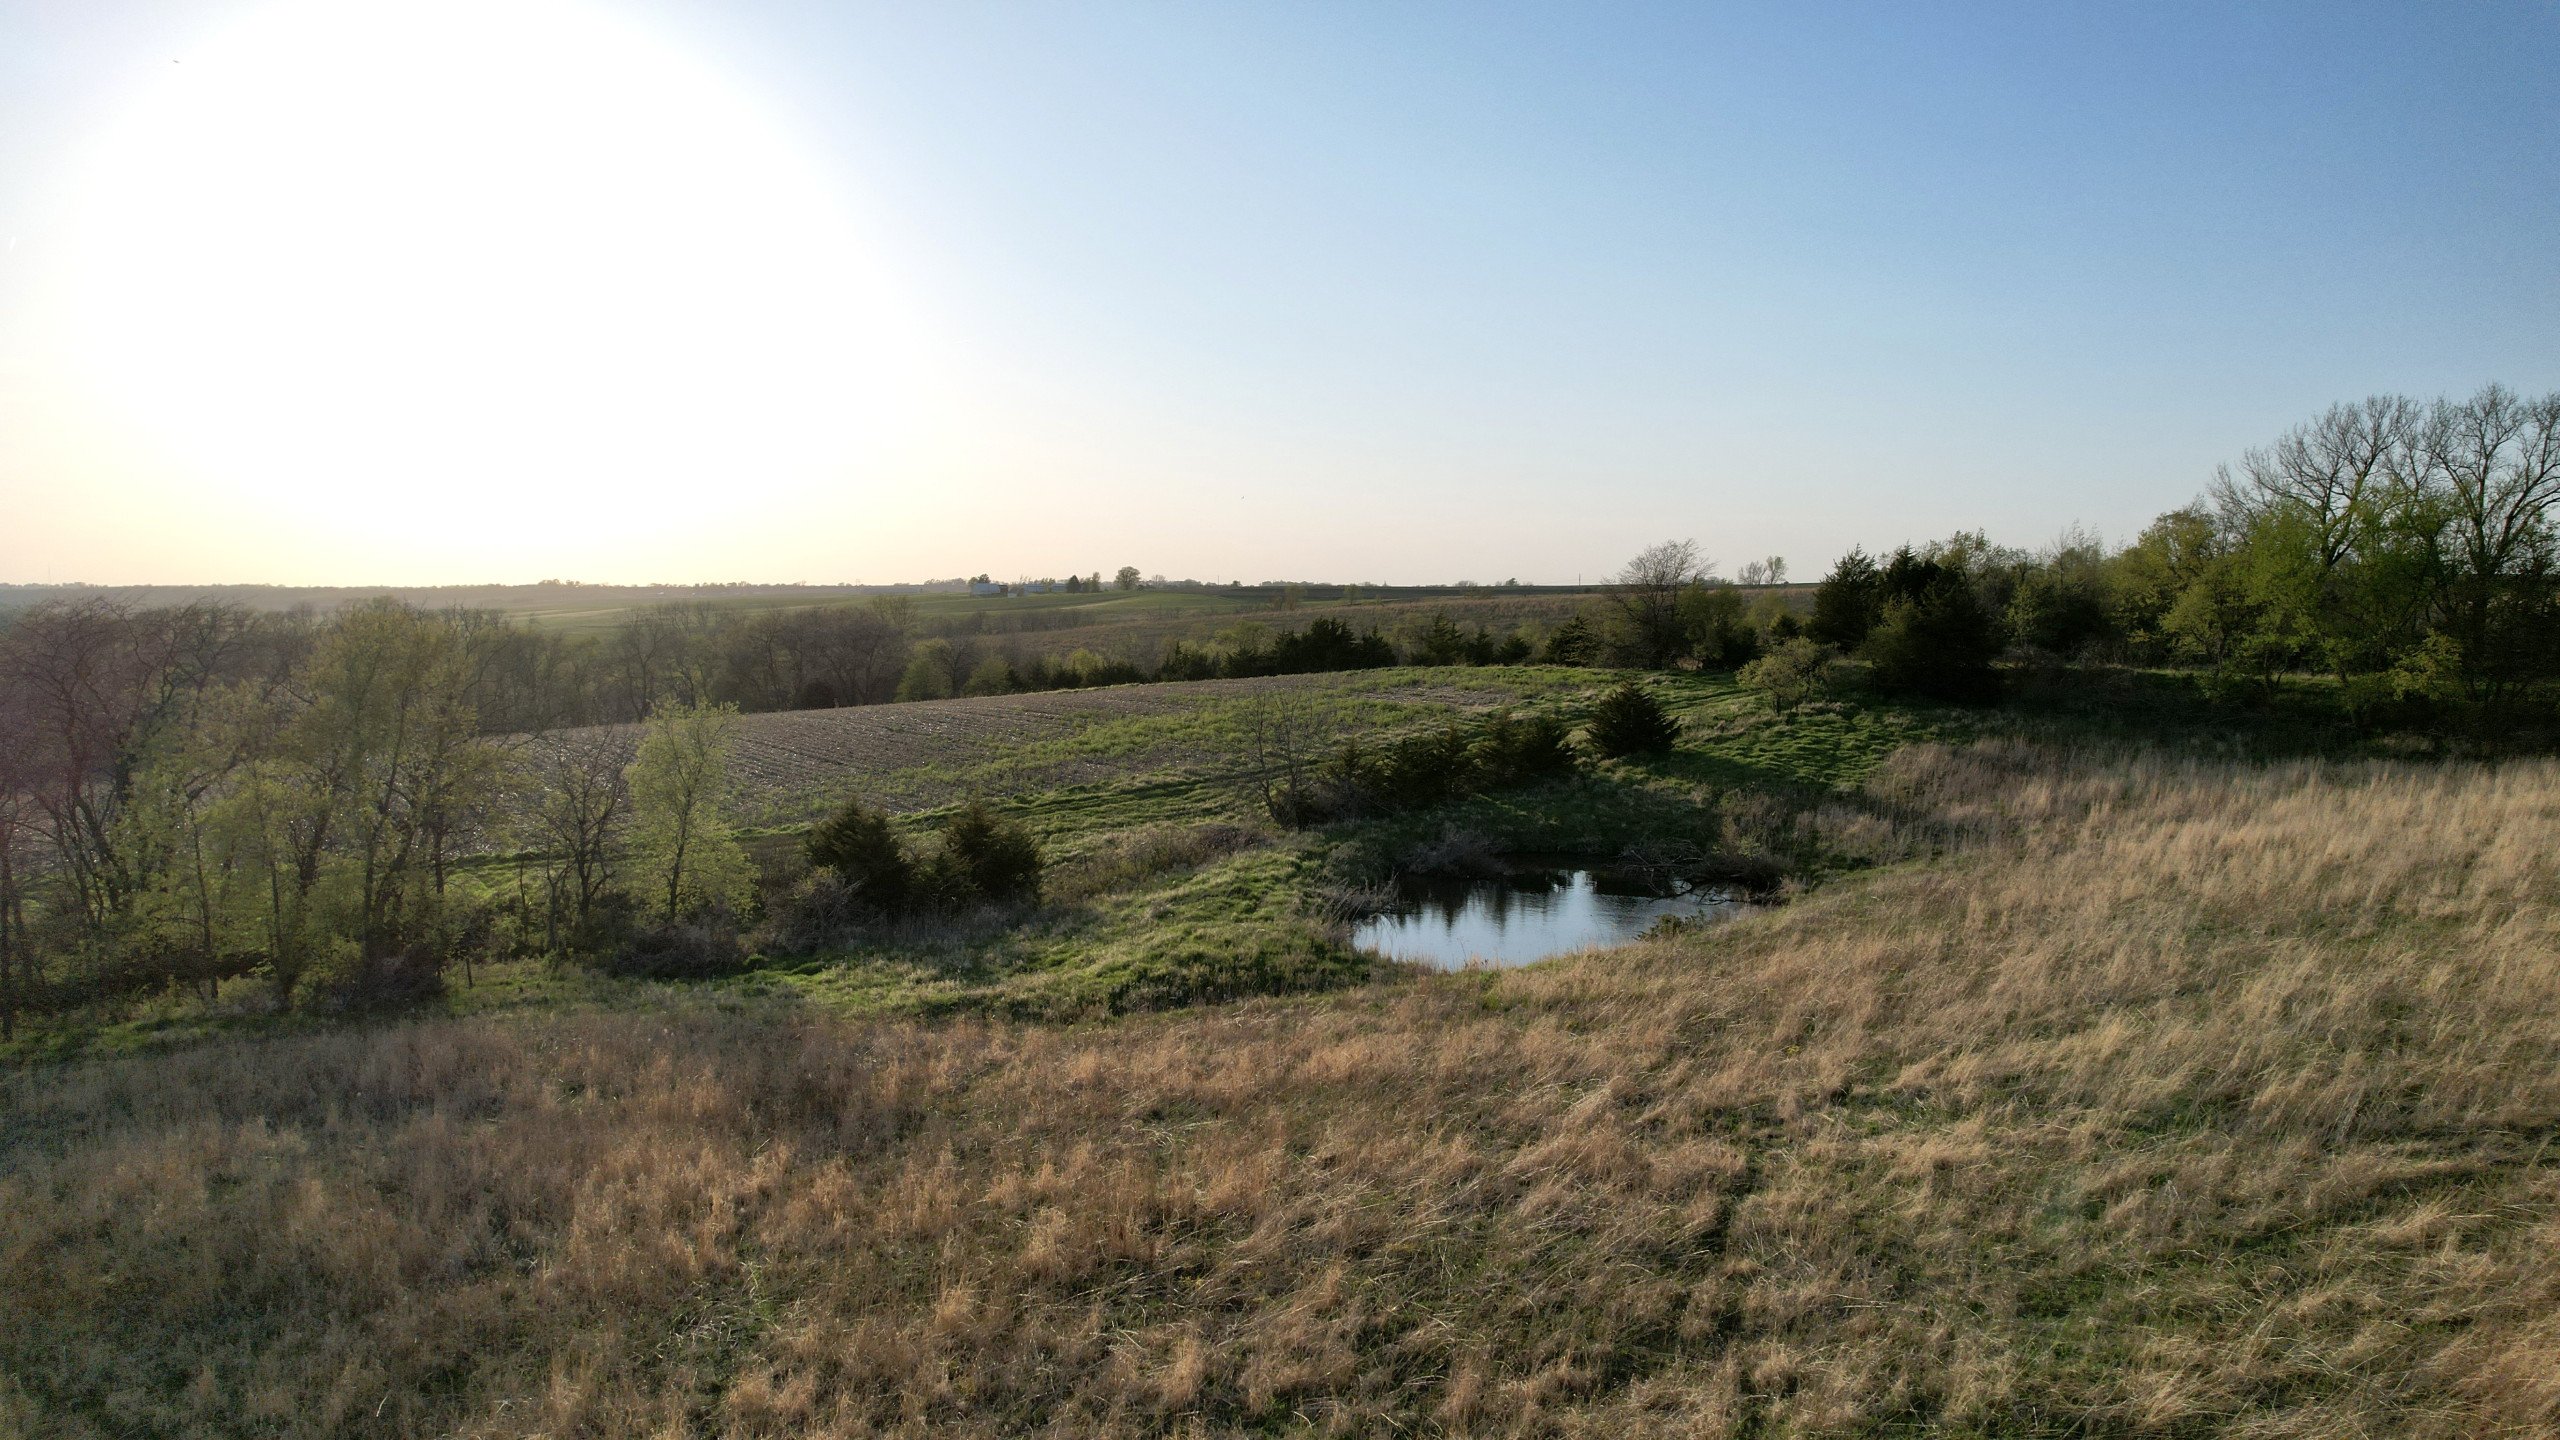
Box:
46, 0, 912, 568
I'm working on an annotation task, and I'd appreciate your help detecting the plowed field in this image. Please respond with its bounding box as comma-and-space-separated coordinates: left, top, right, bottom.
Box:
514, 669, 1580, 830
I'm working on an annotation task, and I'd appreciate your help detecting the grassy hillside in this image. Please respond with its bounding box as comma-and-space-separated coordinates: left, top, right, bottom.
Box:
4, 721, 2554, 1436
29, 667, 1929, 1054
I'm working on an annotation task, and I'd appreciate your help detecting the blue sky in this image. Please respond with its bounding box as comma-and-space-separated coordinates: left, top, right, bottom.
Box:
1, 0, 2553, 584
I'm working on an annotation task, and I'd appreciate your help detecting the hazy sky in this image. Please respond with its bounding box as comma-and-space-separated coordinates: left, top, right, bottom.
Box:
2, 1, 2553, 586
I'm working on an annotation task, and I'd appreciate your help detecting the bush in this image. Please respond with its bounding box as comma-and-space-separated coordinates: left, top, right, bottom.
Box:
1865, 582, 2001, 703
759, 869, 867, 956
1586, 682, 1681, 758
2007, 561, 2116, 658
1540, 615, 1603, 666
1046, 823, 1265, 903
1471, 710, 1577, 785
604, 919, 750, 980
1268, 617, 1395, 674
806, 798, 915, 915
1810, 547, 1882, 648
1264, 711, 1584, 827
937, 801, 1043, 906
1738, 638, 1837, 712
1679, 583, 1763, 669
1335, 725, 1476, 812
314, 944, 448, 1010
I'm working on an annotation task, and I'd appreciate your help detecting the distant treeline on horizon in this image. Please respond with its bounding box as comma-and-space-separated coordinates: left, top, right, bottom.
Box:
0, 577, 1623, 615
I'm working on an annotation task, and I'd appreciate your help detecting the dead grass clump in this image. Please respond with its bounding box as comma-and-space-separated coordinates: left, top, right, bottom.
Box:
4, 742, 2557, 1436
1045, 822, 1269, 904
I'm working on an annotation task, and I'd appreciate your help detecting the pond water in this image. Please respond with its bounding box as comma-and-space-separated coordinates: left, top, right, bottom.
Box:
1352, 865, 1749, 971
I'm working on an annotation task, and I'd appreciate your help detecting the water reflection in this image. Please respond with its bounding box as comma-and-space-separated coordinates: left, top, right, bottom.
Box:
1352, 866, 1746, 971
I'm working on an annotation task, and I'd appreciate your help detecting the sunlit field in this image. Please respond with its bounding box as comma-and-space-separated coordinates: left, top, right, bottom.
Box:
5, 0, 2555, 1430
6, 739, 2554, 1436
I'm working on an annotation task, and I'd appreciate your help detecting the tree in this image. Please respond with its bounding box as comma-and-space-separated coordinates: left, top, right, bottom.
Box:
1809, 549, 1882, 649
2211, 396, 2418, 580
1864, 551, 2001, 703
524, 732, 629, 950
1243, 695, 1330, 826
1678, 582, 1761, 669
0, 675, 35, 1038
2006, 532, 2116, 658
626, 700, 752, 923
806, 797, 913, 914
1540, 614, 1602, 666
962, 653, 1017, 696
2206, 395, 2449, 693
1736, 556, 1787, 587
295, 601, 492, 968
1115, 566, 1142, 591
1585, 682, 1681, 757
2108, 506, 2224, 661
0, 599, 247, 939
2420, 384, 2560, 697
1607, 540, 1708, 668
896, 639, 956, 701
933, 801, 1042, 906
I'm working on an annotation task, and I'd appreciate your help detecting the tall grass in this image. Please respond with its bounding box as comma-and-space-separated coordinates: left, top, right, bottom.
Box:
4, 743, 2555, 1436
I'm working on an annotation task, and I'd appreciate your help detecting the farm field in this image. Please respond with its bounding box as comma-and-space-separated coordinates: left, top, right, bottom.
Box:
513, 667, 1599, 831
5, 720, 2554, 1436
934, 592, 1616, 662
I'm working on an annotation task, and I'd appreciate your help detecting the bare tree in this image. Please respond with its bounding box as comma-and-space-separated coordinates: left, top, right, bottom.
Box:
1240, 695, 1328, 826
1607, 539, 1709, 669
0, 599, 249, 936
0, 671, 33, 1039
2213, 395, 2421, 576
521, 731, 630, 949
2416, 384, 2560, 693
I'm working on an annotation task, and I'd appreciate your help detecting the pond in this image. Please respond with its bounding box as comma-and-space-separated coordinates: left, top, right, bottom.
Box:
1351, 864, 1750, 971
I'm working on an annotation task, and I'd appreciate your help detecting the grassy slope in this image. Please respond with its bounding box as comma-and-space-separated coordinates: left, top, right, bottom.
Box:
5, 679, 2556, 1435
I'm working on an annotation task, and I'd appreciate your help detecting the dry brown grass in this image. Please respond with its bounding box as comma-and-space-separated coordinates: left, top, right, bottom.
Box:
4, 741, 2557, 1437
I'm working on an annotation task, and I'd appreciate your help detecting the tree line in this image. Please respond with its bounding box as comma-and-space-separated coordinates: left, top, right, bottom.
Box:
1593, 383, 2559, 718
0, 599, 808, 1033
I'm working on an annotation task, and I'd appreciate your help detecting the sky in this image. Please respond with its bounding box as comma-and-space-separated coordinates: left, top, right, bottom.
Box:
0, 0, 2553, 587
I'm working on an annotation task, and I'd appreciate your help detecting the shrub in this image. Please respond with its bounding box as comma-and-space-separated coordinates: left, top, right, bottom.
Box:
938, 801, 1043, 906
1410, 613, 1473, 667
1157, 640, 1222, 682
1810, 547, 1882, 648
1586, 682, 1681, 757
1268, 617, 1395, 674
895, 640, 956, 701
1045, 823, 1265, 903
1540, 615, 1603, 666
759, 869, 867, 956
961, 654, 1017, 696
2007, 560, 2116, 658
1263, 712, 1583, 827
1866, 581, 2001, 703
604, 919, 750, 980
313, 943, 448, 1010
1471, 710, 1577, 785
1739, 638, 1838, 712
1337, 725, 1476, 811
806, 798, 915, 915
1679, 583, 1763, 669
